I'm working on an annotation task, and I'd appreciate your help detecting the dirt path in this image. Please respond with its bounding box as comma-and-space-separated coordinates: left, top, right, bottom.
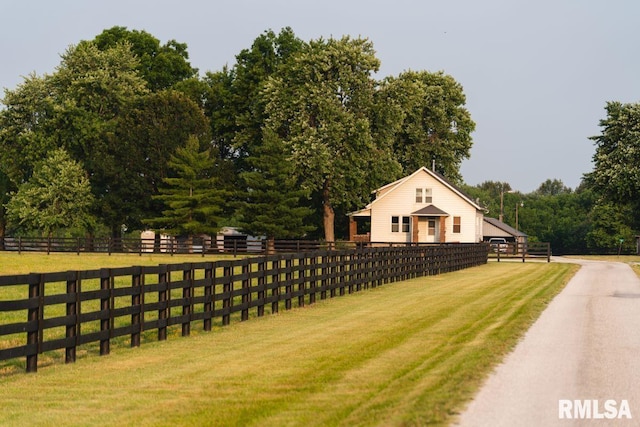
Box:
456, 258, 640, 426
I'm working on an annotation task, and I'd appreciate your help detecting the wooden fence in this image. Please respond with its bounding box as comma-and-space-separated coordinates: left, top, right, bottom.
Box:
488, 241, 551, 262
0, 244, 488, 373
1, 236, 382, 256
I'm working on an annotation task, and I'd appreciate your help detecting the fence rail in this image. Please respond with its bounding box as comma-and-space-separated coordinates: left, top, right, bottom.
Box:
0, 236, 415, 256
488, 241, 551, 262
0, 244, 488, 372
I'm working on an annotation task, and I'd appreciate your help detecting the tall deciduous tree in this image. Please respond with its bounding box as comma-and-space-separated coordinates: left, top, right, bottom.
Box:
535, 179, 571, 196
95, 90, 210, 233
203, 28, 304, 177
5, 149, 95, 237
93, 26, 197, 91
586, 102, 640, 203
0, 73, 58, 184
146, 137, 226, 236
263, 36, 382, 242
379, 71, 475, 181
585, 101, 640, 240
0, 41, 149, 236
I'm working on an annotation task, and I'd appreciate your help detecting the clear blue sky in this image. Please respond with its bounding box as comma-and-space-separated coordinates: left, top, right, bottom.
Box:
2, 0, 639, 193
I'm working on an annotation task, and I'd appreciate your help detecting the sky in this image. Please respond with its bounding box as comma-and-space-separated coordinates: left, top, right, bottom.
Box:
2, 0, 639, 193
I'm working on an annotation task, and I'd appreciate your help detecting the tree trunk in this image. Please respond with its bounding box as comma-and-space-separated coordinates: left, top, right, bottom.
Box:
322, 179, 335, 245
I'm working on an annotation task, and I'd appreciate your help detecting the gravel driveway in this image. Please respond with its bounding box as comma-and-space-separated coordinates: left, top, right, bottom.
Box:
456, 257, 640, 426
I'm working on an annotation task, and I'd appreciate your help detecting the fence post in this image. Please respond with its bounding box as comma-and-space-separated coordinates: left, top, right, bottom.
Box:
340, 253, 348, 295
182, 265, 193, 336
158, 265, 168, 341
285, 257, 293, 310
131, 267, 142, 347
222, 263, 232, 326
204, 263, 214, 331
257, 259, 266, 317
321, 253, 328, 300
309, 255, 317, 304
271, 257, 280, 313
330, 253, 338, 298
99, 268, 111, 356
65, 271, 79, 364
241, 261, 250, 321
298, 256, 306, 308
26, 273, 42, 373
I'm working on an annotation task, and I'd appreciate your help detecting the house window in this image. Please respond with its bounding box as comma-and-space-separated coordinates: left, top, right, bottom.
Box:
424, 188, 433, 203
453, 216, 461, 233
402, 216, 410, 233
416, 188, 433, 203
428, 220, 436, 236
391, 216, 399, 232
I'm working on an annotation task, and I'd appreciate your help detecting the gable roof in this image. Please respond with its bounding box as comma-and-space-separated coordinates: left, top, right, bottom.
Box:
348, 167, 486, 217
483, 217, 527, 237
411, 205, 449, 216
370, 167, 483, 211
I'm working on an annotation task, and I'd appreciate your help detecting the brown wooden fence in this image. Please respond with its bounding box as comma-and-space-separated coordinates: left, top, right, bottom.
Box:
488, 241, 551, 262
0, 236, 349, 255
0, 244, 488, 373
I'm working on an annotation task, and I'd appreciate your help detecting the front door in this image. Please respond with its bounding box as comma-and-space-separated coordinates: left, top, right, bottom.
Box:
418, 217, 439, 243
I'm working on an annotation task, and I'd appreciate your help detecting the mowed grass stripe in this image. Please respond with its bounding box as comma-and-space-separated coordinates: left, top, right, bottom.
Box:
0, 261, 578, 427
266, 263, 574, 426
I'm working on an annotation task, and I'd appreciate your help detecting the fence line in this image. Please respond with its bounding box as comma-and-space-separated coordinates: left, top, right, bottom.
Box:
0, 244, 488, 373
0, 236, 339, 255
488, 241, 551, 262
0, 236, 491, 256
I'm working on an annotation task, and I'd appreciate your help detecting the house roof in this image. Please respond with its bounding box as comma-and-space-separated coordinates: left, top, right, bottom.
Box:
411, 205, 449, 216
483, 217, 527, 237
348, 167, 483, 217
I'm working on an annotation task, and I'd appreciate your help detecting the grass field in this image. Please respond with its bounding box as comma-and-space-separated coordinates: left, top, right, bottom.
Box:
0, 251, 243, 275
0, 253, 578, 426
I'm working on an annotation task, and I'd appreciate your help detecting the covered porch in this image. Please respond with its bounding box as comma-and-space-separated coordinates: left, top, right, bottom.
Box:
410, 205, 449, 244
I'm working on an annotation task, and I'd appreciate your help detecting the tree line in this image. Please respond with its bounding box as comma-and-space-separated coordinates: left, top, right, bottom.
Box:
0, 26, 474, 244
1, 27, 637, 253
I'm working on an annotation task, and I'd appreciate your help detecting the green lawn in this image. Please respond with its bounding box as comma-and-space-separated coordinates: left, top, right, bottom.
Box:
0, 251, 243, 275
0, 256, 578, 427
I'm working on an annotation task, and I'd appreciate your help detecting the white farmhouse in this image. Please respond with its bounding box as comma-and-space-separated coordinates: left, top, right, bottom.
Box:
348, 167, 485, 243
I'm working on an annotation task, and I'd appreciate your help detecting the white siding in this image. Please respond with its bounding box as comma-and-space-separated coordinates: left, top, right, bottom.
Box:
369, 169, 482, 243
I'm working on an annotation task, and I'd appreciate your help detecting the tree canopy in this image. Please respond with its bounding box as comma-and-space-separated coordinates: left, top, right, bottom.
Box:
5, 149, 95, 237
1, 26, 479, 243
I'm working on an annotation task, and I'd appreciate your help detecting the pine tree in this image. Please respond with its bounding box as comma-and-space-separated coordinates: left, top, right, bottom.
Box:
237, 128, 314, 252
146, 136, 226, 236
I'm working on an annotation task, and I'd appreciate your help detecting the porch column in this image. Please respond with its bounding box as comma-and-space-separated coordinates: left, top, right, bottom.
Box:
412, 216, 419, 243
349, 217, 357, 241
439, 217, 447, 243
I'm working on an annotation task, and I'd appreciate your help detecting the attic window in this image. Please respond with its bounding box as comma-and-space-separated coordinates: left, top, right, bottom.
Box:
415, 188, 433, 203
